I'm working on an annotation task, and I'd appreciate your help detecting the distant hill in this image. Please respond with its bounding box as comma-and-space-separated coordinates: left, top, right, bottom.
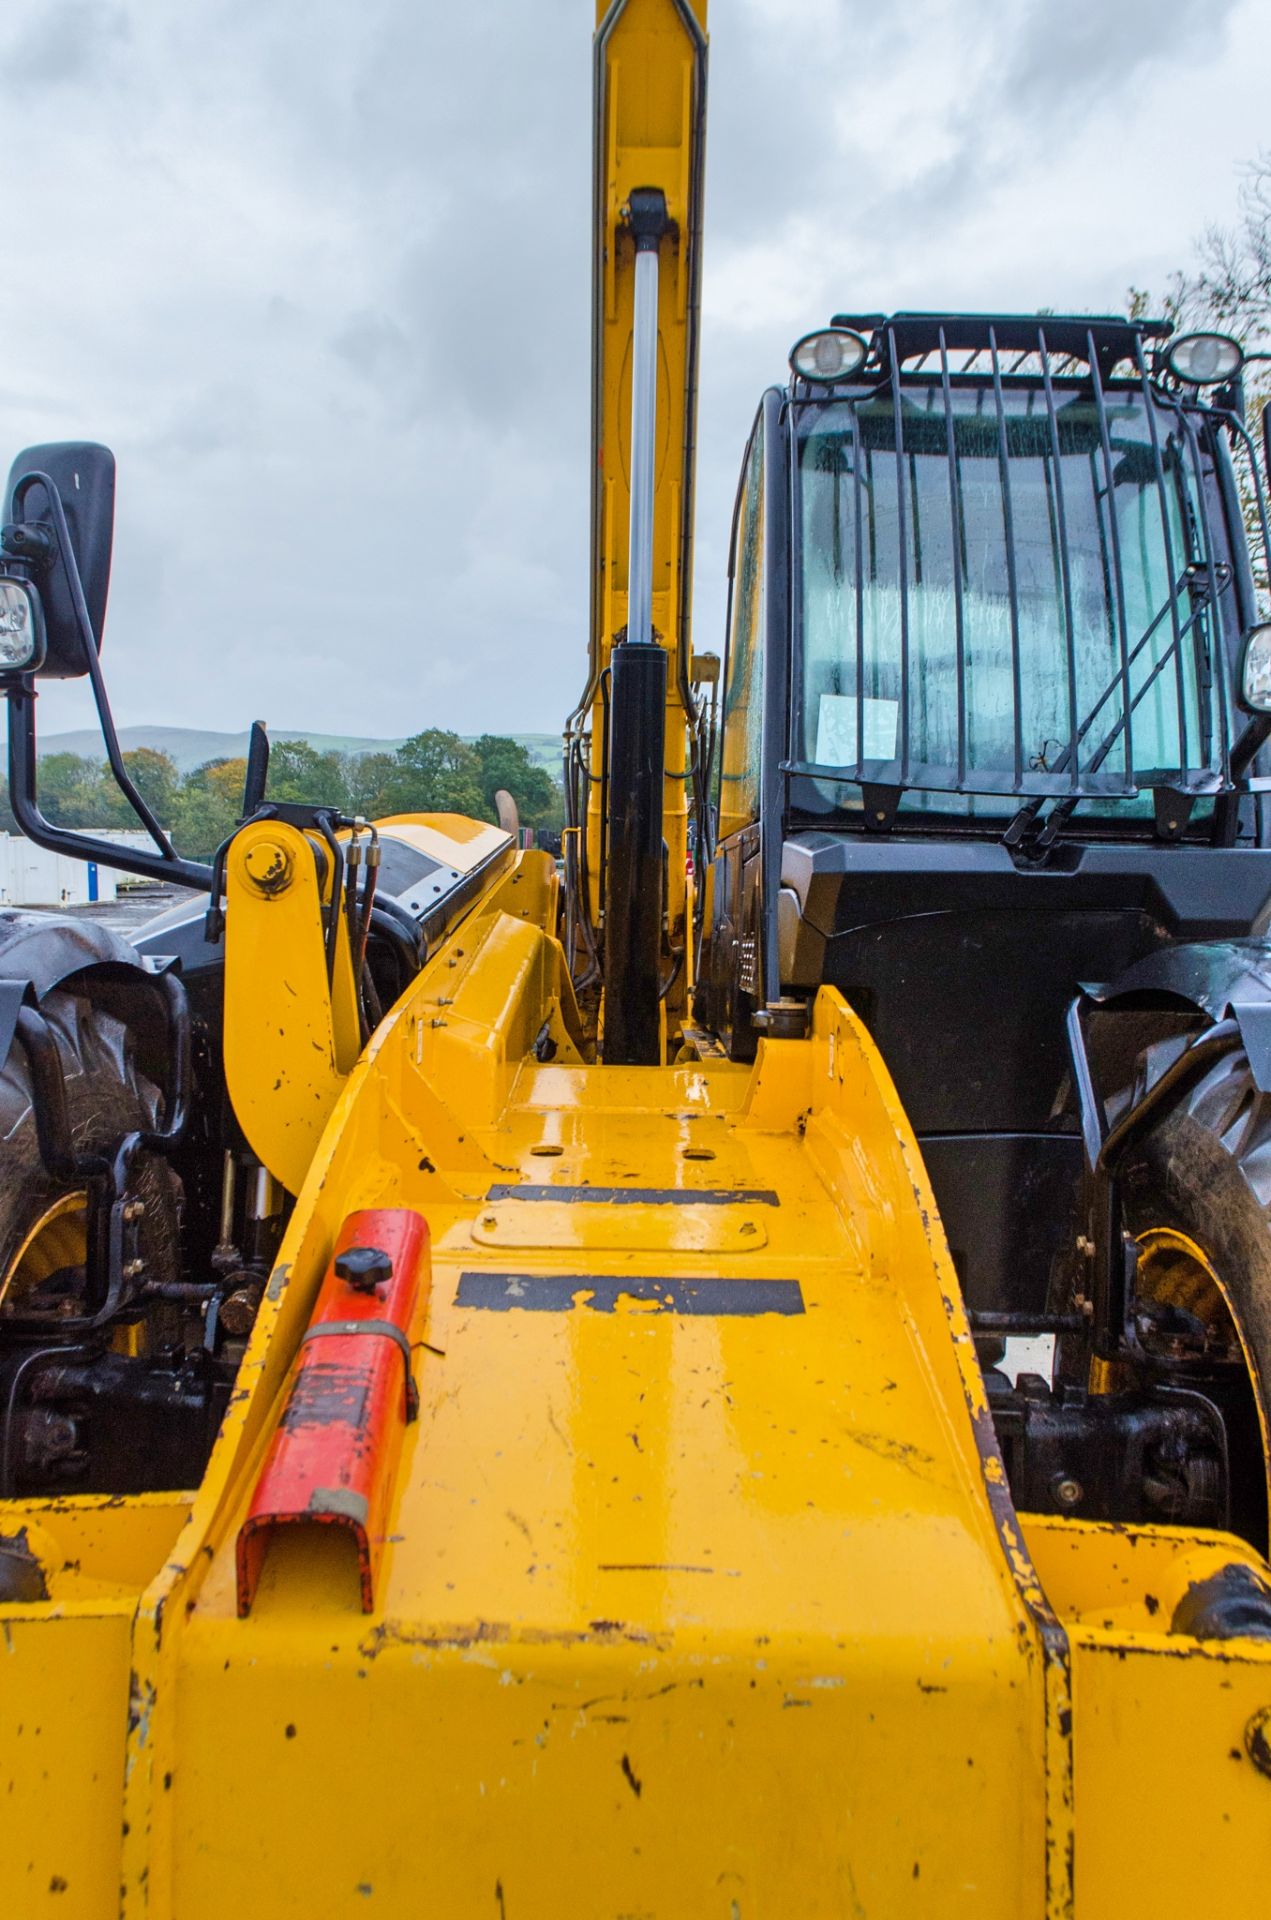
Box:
35, 724, 564, 777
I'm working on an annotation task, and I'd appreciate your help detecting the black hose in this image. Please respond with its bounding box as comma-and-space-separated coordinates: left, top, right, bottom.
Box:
141, 969, 191, 1150
357, 831, 380, 984
368, 902, 423, 997
313, 813, 345, 987
360, 962, 383, 1030
344, 841, 365, 1042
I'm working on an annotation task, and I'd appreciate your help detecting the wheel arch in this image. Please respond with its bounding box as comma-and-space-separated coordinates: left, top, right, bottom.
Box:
1092, 938, 1271, 1094
0, 908, 179, 1089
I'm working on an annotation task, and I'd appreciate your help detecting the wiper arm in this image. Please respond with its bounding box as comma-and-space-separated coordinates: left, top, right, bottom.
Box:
1002, 567, 1217, 852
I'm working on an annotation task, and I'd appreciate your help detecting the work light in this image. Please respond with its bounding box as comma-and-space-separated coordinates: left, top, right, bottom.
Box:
0, 577, 45, 673
790, 328, 868, 384
1240, 624, 1271, 714
1164, 331, 1244, 386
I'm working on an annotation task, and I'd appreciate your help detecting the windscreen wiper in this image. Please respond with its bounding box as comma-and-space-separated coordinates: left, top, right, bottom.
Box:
1002, 565, 1221, 853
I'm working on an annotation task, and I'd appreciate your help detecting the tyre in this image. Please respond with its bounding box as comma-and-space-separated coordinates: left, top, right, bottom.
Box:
0, 985, 180, 1348
1111, 1031, 1271, 1554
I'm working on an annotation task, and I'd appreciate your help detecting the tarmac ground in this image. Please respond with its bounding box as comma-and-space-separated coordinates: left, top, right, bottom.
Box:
35, 884, 200, 936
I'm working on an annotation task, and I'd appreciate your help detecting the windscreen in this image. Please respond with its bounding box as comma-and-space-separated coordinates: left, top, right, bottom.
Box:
797, 383, 1223, 815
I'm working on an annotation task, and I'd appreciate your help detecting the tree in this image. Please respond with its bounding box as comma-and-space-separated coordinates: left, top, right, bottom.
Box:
266, 738, 353, 811
4, 730, 567, 862
470, 734, 560, 829
1164, 153, 1270, 345
346, 751, 403, 820
1132, 152, 1271, 601
385, 730, 486, 818
36, 751, 128, 827
171, 758, 249, 859
121, 747, 180, 826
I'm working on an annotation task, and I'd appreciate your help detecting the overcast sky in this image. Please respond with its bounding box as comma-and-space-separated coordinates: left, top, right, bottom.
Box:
2, 0, 1268, 744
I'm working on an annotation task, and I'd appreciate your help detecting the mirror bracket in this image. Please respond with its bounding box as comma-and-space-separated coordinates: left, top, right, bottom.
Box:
2, 452, 214, 893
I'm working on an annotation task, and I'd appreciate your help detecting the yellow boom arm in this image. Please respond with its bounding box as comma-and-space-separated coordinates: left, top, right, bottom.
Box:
570, 0, 707, 1040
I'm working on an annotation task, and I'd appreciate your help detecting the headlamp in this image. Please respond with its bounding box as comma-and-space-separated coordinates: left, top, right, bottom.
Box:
1240, 624, 1271, 714
0, 577, 45, 673
789, 328, 868, 384
1164, 331, 1243, 386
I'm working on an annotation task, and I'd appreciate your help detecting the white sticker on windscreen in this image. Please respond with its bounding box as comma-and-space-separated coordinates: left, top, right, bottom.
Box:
815, 694, 899, 765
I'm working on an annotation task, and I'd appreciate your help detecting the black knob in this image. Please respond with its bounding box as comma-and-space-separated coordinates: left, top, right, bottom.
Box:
334, 1245, 393, 1294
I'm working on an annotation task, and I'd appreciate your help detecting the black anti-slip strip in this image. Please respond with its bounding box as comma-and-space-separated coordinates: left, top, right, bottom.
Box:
456, 1273, 804, 1316
484, 1184, 780, 1207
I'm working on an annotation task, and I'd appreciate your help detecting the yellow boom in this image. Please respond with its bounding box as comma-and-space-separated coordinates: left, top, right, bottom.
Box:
568, 0, 707, 1043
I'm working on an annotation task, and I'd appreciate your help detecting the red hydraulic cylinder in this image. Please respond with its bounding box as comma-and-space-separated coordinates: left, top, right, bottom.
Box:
236, 1207, 430, 1615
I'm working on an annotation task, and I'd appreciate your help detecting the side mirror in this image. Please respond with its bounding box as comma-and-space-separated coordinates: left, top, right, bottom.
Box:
1, 442, 115, 678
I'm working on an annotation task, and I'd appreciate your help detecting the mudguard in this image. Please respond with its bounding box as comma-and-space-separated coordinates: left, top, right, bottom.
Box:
0, 907, 167, 1068
1094, 937, 1271, 1091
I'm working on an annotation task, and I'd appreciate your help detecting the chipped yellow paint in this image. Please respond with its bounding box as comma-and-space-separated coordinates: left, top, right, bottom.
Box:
1023, 1514, 1271, 1907
4, 843, 1270, 1910
123, 966, 1064, 1916
0, 1494, 194, 1917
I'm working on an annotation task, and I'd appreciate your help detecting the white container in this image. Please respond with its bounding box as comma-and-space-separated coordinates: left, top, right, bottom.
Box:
0, 829, 162, 906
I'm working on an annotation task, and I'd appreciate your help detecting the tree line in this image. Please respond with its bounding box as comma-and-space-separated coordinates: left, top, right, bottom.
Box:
1131, 148, 1270, 598
0, 731, 562, 860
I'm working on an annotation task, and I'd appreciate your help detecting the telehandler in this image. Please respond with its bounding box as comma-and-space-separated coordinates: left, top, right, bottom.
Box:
2, 1, 1271, 1912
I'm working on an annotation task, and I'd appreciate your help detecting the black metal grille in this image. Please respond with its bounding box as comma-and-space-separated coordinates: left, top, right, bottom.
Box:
790, 319, 1237, 815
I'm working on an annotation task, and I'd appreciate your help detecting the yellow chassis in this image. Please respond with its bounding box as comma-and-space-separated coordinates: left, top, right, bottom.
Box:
4, 841, 1270, 1915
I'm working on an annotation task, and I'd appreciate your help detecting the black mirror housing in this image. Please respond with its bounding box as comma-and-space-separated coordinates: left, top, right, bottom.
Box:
3, 442, 115, 677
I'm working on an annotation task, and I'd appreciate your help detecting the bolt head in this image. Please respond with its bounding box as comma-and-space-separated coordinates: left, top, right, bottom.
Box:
220, 1283, 262, 1334
243, 839, 293, 895
1053, 1475, 1084, 1509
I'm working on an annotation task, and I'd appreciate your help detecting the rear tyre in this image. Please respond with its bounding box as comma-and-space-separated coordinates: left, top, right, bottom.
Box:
0, 986, 180, 1337
1114, 1033, 1271, 1553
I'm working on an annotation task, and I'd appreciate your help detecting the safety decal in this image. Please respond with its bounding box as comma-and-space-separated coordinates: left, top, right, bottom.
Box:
456, 1272, 804, 1314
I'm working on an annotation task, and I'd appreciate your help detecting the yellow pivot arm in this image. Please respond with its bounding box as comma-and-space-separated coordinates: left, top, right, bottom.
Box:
223, 819, 362, 1192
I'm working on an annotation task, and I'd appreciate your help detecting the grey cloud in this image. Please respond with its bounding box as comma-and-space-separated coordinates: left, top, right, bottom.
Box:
5, 0, 128, 89
998, 0, 1243, 110
0, 0, 1262, 744
331, 313, 415, 392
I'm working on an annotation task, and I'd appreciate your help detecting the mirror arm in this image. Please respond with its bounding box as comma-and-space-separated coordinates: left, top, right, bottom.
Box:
14, 470, 184, 861
1229, 711, 1271, 783
5, 680, 214, 892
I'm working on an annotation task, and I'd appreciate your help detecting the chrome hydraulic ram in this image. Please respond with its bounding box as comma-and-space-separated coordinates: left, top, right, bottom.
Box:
603, 188, 669, 1065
